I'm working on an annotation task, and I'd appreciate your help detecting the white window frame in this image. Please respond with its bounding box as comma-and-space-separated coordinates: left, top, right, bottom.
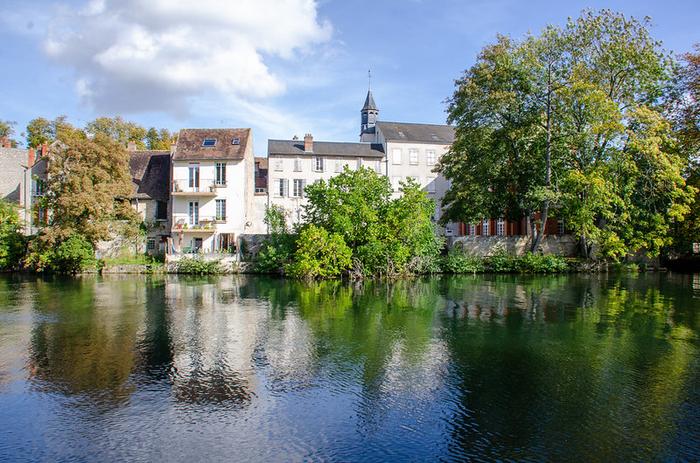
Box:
215, 162, 226, 186
497, 218, 505, 236
392, 148, 402, 165
482, 219, 489, 236
294, 158, 302, 172
274, 159, 283, 172
216, 199, 226, 221
409, 148, 419, 165
426, 150, 436, 166
189, 201, 199, 225
292, 179, 305, 198
314, 156, 324, 172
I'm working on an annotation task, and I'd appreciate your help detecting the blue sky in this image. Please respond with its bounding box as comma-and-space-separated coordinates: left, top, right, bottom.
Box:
1, 0, 698, 154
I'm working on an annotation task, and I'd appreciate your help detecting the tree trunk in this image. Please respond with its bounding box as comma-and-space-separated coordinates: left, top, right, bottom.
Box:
531, 63, 553, 254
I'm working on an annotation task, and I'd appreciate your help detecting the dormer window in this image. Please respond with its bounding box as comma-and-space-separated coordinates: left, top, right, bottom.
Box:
202, 138, 216, 147
232, 138, 240, 145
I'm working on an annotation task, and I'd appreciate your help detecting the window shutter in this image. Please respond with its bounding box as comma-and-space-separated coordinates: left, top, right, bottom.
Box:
302, 179, 307, 197
283, 179, 289, 197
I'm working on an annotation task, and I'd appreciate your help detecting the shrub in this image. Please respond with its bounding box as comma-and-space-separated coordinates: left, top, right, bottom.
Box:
442, 249, 485, 274
517, 252, 569, 273
487, 250, 518, 273
175, 257, 222, 274
255, 205, 295, 273
46, 234, 96, 273
0, 200, 27, 271
285, 225, 352, 279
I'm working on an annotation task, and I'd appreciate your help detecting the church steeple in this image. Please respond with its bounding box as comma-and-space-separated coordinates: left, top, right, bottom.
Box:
361, 70, 379, 140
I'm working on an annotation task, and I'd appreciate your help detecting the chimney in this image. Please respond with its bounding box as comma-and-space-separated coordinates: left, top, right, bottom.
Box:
127, 141, 137, 151
304, 133, 313, 153
28, 148, 36, 168
40, 143, 48, 158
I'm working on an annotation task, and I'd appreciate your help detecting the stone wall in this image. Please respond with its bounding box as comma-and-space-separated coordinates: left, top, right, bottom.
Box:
450, 235, 578, 257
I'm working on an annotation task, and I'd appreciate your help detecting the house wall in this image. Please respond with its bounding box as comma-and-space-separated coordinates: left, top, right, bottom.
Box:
451, 235, 578, 257
382, 139, 459, 236
268, 153, 385, 225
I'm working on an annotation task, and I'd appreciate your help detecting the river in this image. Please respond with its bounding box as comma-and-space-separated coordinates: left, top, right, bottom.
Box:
0, 273, 698, 462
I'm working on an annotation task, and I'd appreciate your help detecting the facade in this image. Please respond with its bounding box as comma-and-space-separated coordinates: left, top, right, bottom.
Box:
268, 134, 385, 224
128, 148, 171, 254
169, 128, 255, 254
1, 142, 49, 235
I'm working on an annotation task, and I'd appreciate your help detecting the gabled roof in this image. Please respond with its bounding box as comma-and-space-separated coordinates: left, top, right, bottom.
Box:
268, 140, 385, 158
129, 150, 170, 201
362, 90, 378, 111
376, 121, 455, 144
173, 128, 250, 161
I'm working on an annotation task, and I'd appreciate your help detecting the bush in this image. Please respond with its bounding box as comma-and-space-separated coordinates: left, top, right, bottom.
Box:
42, 234, 96, 273
285, 225, 352, 279
0, 200, 27, 271
487, 250, 518, 273
516, 252, 569, 273
442, 249, 485, 274
175, 257, 222, 274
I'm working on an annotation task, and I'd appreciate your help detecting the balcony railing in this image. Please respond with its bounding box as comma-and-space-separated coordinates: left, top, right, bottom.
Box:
171, 215, 219, 232
171, 178, 217, 195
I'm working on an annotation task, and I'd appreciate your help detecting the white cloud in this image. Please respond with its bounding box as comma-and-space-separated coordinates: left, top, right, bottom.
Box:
43, 0, 332, 114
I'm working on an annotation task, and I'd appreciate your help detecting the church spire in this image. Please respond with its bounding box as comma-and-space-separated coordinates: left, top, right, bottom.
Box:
361, 70, 379, 139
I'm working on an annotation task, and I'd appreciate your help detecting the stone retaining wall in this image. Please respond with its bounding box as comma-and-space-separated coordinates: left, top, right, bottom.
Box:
450, 235, 578, 257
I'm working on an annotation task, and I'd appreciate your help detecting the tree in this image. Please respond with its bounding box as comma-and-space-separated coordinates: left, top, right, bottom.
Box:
25, 132, 139, 272
145, 127, 175, 150
25, 116, 75, 147
85, 116, 147, 148
256, 205, 296, 273
285, 225, 352, 279
0, 200, 27, 270
440, 10, 694, 259
0, 119, 17, 146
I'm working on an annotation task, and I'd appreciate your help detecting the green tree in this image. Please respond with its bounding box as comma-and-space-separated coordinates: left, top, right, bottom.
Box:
256, 205, 296, 273
285, 225, 352, 279
145, 127, 175, 150
0, 200, 27, 270
0, 119, 17, 146
441, 10, 694, 260
85, 116, 147, 148
25, 116, 75, 147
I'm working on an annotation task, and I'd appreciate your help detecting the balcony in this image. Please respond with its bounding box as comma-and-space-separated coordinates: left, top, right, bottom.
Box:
171, 179, 217, 196
171, 215, 219, 233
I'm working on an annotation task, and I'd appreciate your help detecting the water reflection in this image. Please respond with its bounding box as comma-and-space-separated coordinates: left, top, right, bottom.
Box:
0, 273, 697, 461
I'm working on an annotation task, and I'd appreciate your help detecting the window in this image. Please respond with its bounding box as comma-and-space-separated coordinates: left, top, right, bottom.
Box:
33, 178, 45, 196
274, 159, 283, 171
409, 148, 419, 165
293, 179, 305, 197
231, 137, 240, 145
469, 224, 476, 236
188, 164, 200, 190
275, 179, 289, 197
374, 160, 382, 173
147, 239, 156, 250
426, 150, 436, 166
497, 218, 505, 236
216, 199, 226, 221
314, 156, 324, 172
558, 220, 565, 236
482, 219, 489, 236
294, 158, 302, 172
215, 163, 227, 185
189, 201, 199, 225
335, 160, 343, 173
202, 138, 216, 147
156, 201, 167, 221
426, 176, 436, 193
392, 148, 402, 165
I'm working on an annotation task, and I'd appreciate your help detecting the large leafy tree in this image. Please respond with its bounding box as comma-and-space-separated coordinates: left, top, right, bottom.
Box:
440, 10, 695, 259
0, 120, 17, 146
145, 127, 175, 150
25, 116, 74, 147
85, 116, 147, 148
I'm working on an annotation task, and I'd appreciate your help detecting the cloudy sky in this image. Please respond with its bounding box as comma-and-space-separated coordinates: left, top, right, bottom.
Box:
1, 0, 698, 154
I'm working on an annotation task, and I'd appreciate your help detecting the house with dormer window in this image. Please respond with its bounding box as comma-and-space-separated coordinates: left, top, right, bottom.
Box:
169, 128, 254, 254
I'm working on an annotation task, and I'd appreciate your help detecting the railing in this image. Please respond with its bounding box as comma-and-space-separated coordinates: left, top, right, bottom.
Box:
172, 178, 216, 194
171, 215, 219, 231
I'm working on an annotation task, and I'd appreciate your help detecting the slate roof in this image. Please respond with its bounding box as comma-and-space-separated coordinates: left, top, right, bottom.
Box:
129, 151, 170, 201
254, 156, 268, 169
376, 121, 455, 144
173, 128, 250, 161
362, 90, 378, 111
268, 140, 385, 158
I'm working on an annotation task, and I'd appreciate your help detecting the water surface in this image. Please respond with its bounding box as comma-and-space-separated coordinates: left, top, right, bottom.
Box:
0, 273, 698, 462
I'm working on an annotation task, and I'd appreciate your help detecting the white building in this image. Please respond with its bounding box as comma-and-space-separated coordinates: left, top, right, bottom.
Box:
267, 134, 385, 225
169, 128, 255, 254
